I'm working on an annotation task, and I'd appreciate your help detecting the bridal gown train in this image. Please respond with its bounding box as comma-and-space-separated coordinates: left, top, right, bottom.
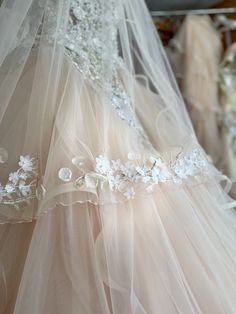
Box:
0, 0, 236, 313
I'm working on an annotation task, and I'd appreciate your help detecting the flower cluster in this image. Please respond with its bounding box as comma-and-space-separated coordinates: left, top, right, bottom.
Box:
94, 153, 172, 199
95, 150, 207, 199
58, 149, 209, 200
173, 149, 208, 180
0, 155, 38, 209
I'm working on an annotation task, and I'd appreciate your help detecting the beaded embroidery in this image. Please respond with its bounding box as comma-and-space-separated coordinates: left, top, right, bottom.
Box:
34, 0, 150, 145
63, 0, 149, 143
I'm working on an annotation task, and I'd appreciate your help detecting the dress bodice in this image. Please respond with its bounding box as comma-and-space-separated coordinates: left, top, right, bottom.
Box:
39, 0, 152, 146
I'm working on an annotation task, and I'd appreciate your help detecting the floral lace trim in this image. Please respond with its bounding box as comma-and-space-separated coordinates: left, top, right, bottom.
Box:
0, 153, 38, 210
0, 148, 209, 208
58, 149, 209, 200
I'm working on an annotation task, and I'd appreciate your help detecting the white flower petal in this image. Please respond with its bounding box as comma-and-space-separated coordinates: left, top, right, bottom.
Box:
19, 155, 33, 172
36, 185, 46, 200
9, 172, 19, 184
95, 155, 111, 174
72, 156, 84, 167
111, 159, 121, 171
0, 148, 8, 164
146, 185, 155, 193
85, 174, 97, 188
58, 168, 72, 182
128, 152, 141, 161
124, 187, 135, 199
149, 156, 164, 166
142, 176, 151, 183
5, 183, 15, 193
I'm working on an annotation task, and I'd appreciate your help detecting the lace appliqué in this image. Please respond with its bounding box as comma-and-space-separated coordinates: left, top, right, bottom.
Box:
33, 0, 150, 146
0, 154, 38, 210
58, 149, 209, 200
63, 0, 148, 143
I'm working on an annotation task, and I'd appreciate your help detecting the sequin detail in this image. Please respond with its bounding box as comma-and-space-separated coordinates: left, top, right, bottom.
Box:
58, 167, 72, 182
58, 149, 209, 200
34, 0, 150, 146
63, 0, 149, 143
0, 155, 38, 209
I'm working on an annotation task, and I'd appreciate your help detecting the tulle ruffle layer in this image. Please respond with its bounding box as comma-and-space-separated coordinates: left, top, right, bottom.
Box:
0, 48, 226, 223
1, 178, 236, 313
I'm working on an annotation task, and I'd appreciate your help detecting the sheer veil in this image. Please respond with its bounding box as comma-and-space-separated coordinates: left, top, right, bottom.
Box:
0, 0, 207, 222
0, 0, 196, 144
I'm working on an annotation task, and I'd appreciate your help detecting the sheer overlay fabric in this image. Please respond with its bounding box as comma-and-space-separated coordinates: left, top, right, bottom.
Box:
0, 1, 236, 313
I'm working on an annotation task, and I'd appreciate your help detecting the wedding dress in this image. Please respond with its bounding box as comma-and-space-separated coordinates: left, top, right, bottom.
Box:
167, 15, 225, 171
0, 1, 236, 313
220, 43, 236, 197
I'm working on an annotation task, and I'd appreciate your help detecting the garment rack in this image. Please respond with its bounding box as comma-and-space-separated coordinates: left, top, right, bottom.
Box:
151, 7, 236, 17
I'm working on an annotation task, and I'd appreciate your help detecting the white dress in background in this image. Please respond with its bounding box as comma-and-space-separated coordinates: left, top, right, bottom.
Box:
220, 43, 236, 196
167, 15, 225, 171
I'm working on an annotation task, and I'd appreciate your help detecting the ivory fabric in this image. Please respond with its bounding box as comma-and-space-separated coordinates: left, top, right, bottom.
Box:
167, 15, 225, 171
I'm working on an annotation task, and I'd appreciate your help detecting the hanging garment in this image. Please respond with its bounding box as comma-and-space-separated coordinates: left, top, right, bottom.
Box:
167, 15, 225, 171
220, 42, 236, 196
0, 1, 236, 313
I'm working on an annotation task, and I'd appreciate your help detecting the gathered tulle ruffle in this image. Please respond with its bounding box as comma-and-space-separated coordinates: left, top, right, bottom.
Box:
0, 177, 235, 314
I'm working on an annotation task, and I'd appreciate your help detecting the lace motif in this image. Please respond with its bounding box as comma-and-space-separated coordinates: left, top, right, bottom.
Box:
64, 0, 149, 143
0, 154, 38, 209
58, 149, 209, 200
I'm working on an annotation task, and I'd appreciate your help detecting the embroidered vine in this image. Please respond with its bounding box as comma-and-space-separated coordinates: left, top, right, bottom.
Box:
0, 148, 209, 207
58, 149, 209, 200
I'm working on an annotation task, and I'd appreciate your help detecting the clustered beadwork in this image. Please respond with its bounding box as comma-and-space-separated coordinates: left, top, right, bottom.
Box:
57, 149, 209, 200
34, 0, 150, 145
62, 0, 119, 83
62, 0, 148, 143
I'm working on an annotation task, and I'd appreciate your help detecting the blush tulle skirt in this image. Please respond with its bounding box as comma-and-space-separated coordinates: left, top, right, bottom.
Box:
0, 49, 236, 314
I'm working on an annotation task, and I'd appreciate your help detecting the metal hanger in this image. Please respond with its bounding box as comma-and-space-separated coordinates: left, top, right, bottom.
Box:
151, 7, 236, 17
214, 14, 236, 31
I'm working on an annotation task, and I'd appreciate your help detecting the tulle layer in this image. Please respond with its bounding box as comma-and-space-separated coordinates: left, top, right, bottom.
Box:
0, 48, 201, 223
0, 50, 236, 313
1, 178, 236, 313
